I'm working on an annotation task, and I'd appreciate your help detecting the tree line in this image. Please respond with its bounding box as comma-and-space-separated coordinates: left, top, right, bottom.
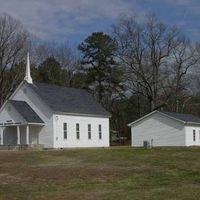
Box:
1, 13, 200, 138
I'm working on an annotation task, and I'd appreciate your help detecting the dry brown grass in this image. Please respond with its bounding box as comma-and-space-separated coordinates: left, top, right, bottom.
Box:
0, 147, 200, 200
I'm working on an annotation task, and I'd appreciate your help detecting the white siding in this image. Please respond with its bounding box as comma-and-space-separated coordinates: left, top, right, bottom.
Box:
185, 126, 200, 146
29, 125, 41, 144
53, 114, 110, 148
12, 83, 54, 148
131, 112, 185, 147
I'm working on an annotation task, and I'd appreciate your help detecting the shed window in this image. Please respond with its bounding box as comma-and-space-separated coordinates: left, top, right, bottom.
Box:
88, 124, 91, 139
193, 130, 196, 142
63, 123, 67, 139
99, 125, 102, 139
76, 123, 80, 139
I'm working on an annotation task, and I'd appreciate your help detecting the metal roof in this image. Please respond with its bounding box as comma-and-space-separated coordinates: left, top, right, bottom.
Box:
9, 100, 44, 124
28, 82, 110, 117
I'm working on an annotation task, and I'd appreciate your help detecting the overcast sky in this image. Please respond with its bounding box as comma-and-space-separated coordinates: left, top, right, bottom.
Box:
0, 0, 199, 47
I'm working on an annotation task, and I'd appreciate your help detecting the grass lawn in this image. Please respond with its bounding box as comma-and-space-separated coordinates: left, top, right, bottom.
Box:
0, 147, 200, 200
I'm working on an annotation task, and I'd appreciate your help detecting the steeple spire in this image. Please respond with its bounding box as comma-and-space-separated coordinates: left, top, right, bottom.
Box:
24, 52, 33, 84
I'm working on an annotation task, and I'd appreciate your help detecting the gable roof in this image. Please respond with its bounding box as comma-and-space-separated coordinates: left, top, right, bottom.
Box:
27, 82, 110, 117
9, 100, 44, 124
161, 111, 200, 124
128, 110, 200, 127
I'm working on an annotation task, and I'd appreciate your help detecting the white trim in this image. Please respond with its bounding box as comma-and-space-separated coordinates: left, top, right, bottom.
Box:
128, 110, 158, 127
0, 127, 3, 145
185, 122, 200, 125
0, 122, 45, 127
0, 123, 22, 127
27, 123, 45, 126
55, 111, 110, 118
17, 125, 20, 145
26, 125, 29, 145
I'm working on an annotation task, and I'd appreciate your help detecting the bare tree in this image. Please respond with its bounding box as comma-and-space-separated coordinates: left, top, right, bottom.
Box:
0, 13, 28, 105
165, 37, 200, 112
53, 43, 80, 87
31, 41, 80, 87
194, 43, 200, 90
113, 14, 181, 111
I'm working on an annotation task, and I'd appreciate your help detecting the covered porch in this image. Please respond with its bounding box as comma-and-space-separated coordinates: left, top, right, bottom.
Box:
0, 100, 45, 147
0, 122, 43, 145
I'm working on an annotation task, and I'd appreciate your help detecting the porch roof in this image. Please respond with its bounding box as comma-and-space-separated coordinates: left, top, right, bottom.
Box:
9, 100, 44, 124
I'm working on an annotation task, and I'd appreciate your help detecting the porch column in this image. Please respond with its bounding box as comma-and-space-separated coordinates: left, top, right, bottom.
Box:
17, 125, 20, 145
26, 125, 29, 145
0, 127, 3, 145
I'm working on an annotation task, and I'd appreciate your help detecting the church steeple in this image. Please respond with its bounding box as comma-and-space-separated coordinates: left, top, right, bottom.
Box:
24, 52, 33, 84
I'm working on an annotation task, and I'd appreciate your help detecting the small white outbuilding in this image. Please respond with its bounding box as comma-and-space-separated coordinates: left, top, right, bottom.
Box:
128, 110, 200, 147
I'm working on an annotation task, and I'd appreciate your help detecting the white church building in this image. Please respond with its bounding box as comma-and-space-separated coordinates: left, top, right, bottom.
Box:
0, 54, 110, 148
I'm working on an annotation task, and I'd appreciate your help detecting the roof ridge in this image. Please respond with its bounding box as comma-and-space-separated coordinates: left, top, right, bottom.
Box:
33, 82, 87, 92
161, 111, 197, 117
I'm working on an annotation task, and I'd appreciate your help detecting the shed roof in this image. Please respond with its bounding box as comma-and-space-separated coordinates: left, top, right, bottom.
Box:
28, 82, 110, 117
9, 100, 44, 124
128, 110, 200, 127
161, 111, 200, 124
